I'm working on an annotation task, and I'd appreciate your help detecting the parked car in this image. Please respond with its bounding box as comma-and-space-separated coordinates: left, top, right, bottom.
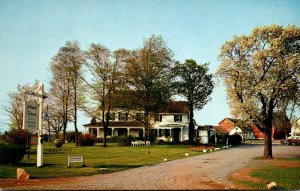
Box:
279, 138, 288, 144
287, 136, 300, 145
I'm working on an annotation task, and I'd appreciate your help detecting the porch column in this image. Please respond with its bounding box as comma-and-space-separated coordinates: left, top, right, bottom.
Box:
157, 128, 160, 137
127, 128, 130, 136
97, 127, 100, 138
180, 127, 183, 142
143, 128, 145, 138
112, 128, 115, 136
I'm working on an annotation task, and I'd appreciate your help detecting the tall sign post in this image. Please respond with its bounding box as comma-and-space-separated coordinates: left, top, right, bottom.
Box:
23, 83, 47, 167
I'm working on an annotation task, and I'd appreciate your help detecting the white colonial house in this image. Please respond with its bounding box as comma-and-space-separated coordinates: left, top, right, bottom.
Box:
83, 101, 190, 142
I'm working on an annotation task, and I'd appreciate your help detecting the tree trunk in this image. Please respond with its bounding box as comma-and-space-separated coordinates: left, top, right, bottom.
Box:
101, 86, 107, 147
188, 102, 194, 144
103, 111, 110, 148
63, 120, 67, 142
263, 117, 273, 158
144, 111, 149, 141
74, 83, 79, 146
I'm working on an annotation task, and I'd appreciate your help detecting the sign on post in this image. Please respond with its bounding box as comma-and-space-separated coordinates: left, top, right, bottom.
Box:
23, 100, 39, 133
67, 155, 84, 167
31, 134, 38, 145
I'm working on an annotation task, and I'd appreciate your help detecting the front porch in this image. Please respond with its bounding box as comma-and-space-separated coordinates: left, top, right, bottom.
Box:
88, 127, 146, 139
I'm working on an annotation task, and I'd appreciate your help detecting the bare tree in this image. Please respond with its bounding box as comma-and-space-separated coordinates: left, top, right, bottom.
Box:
123, 35, 175, 142
84, 43, 123, 147
2, 82, 39, 129
49, 41, 86, 146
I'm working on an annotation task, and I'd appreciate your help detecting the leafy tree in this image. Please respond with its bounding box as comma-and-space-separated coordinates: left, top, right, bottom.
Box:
217, 25, 300, 158
173, 59, 214, 143
123, 35, 174, 142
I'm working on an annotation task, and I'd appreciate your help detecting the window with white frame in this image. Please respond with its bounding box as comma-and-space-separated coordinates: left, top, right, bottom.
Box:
174, 115, 182, 122
118, 112, 128, 121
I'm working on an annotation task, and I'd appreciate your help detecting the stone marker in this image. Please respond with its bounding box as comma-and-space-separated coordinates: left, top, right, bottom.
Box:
185, 153, 189, 157
163, 158, 168, 161
17, 168, 30, 180
267, 182, 277, 190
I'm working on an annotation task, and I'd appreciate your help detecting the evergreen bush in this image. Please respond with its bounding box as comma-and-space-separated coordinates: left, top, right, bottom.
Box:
117, 135, 134, 146
109, 135, 118, 143
0, 144, 26, 165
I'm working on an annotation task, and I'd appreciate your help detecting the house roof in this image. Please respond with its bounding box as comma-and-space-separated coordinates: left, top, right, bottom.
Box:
83, 121, 144, 127
213, 126, 230, 134
226, 118, 239, 124
219, 117, 239, 125
158, 101, 189, 113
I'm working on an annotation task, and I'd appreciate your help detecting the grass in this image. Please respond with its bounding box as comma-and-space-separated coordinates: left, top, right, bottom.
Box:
237, 157, 300, 190
0, 142, 208, 179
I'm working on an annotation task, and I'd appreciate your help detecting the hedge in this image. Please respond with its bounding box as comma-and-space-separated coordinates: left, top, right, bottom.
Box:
0, 144, 26, 165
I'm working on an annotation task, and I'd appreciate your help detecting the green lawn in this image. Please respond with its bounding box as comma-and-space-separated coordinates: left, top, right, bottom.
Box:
238, 158, 300, 190
0, 142, 206, 179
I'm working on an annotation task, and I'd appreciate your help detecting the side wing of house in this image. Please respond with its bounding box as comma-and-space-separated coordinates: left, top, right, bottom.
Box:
152, 101, 190, 142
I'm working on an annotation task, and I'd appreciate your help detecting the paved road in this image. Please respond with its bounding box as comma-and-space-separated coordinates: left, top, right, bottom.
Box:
1, 144, 300, 190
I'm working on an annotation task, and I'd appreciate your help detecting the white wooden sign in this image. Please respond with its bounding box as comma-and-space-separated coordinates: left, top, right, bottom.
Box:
24, 100, 39, 133
67, 155, 84, 167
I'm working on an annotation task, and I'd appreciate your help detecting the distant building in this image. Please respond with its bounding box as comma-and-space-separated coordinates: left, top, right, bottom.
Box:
217, 118, 244, 139
196, 125, 216, 144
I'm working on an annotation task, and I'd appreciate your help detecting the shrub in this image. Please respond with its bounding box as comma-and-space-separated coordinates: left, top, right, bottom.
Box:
66, 131, 79, 143
0, 144, 26, 165
43, 134, 49, 142
228, 134, 242, 145
79, 134, 95, 146
148, 130, 156, 143
96, 137, 103, 143
3, 128, 28, 146
117, 135, 134, 146
54, 139, 64, 147
109, 135, 119, 143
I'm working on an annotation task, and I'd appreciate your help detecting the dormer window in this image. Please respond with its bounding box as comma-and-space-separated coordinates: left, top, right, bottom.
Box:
155, 115, 163, 122
136, 113, 144, 121
174, 115, 182, 122
105, 112, 115, 120
118, 112, 128, 121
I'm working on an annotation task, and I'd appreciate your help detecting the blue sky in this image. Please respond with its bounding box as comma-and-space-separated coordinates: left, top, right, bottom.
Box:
0, 0, 299, 132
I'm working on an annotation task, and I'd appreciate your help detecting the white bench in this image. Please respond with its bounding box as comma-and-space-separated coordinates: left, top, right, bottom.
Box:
131, 141, 151, 146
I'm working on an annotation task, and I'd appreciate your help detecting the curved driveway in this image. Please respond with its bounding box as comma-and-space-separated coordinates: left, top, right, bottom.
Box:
1, 144, 299, 190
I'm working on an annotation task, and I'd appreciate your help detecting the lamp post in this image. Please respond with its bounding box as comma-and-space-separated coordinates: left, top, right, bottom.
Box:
24, 82, 47, 167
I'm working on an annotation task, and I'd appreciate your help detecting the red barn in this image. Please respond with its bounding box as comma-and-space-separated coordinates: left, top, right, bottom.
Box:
251, 124, 274, 139
218, 118, 274, 140
218, 118, 238, 132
